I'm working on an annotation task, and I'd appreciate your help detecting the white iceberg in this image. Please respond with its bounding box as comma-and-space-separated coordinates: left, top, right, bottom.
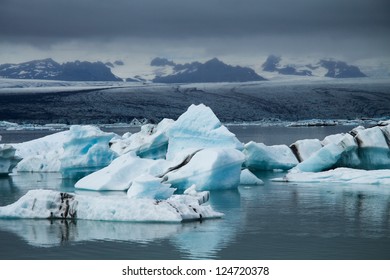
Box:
0, 189, 223, 222
292, 142, 344, 172
355, 126, 390, 169
127, 174, 176, 200
75, 152, 166, 191
165, 104, 243, 160
275, 167, 390, 185
0, 144, 22, 175
244, 141, 298, 170
14, 125, 117, 176
110, 118, 174, 159
290, 139, 322, 162
239, 169, 264, 185
163, 148, 245, 191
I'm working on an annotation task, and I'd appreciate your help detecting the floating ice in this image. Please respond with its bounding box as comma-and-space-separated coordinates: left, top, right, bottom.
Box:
290, 139, 322, 162
292, 142, 344, 172
0, 144, 22, 175
239, 169, 264, 185
127, 174, 176, 200
275, 167, 390, 185
75, 152, 166, 191
110, 118, 174, 159
163, 148, 245, 191
355, 126, 390, 169
244, 141, 298, 171
14, 125, 117, 176
0, 189, 223, 222
165, 104, 243, 160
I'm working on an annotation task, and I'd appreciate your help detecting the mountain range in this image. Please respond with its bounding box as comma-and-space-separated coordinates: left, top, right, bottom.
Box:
0, 58, 122, 81
0, 56, 370, 83
151, 57, 267, 83
261, 55, 367, 78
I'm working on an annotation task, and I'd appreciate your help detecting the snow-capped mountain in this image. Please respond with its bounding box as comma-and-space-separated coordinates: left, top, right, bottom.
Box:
261, 55, 367, 78
151, 57, 267, 83
0, 59, 122, 81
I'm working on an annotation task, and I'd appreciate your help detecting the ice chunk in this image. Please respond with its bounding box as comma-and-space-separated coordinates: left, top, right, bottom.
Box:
244, 141, 298, 170
166, 104, 243, 160
356, 126, 388, 149
239, 169, 264, 185
75, 152, 166, 191
355, 126, 390, 169
14, 125, 117, 176
381, 125, 390, 146
163, 148, 245, 191
0, 189, 223, 222
60, 125, 118, 177
110, 118, 174, 159
14, 130, 67, 172
183, 185, 210, 205
321, 133, 345, 146
0, 144, 22, 175
290, 139, 322, 162
275, 167, 390, 185
127, 174, 176, 200
292, 143, 344, 172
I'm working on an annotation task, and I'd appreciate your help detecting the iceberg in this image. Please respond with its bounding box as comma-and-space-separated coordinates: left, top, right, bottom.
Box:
355, 126, 390, 169
76, 104, 246, 191
14, 125, 117, 176
0, 144, 22, 175
275, 167, 390, 185
165, 104, 243, 160
290, 139, 322, 162
244, 141, 298, 170
163, 148, 245, 191
292, 124, 390, 172
239, 169, 264, 185
75, 152, 166, 191
0, 189, 223, 222
127, 174, 176, 200
292, 142, 344, 172
110, 118, 174, 159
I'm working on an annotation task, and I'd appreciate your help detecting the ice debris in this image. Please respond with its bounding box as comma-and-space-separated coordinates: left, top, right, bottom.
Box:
0, 144, 22, 175
239, 169, 264, 185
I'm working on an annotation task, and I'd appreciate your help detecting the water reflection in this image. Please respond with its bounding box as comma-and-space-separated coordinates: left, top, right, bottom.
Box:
0, 174, 245, 259
0, 172, 389, 259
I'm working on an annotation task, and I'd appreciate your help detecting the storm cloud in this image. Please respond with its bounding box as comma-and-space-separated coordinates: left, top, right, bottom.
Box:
0, 0, 389, 63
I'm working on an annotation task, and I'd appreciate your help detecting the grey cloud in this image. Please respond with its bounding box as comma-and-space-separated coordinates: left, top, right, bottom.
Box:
0, 0, 389, 61
0, 0, 389, 40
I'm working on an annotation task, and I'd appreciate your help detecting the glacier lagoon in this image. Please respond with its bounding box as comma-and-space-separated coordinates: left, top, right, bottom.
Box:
1, 125, 389, 259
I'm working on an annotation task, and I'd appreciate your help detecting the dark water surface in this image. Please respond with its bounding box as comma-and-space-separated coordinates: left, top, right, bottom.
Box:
0, 126, 389, 259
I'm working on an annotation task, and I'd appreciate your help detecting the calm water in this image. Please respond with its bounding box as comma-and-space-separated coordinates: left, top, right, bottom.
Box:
0, 126, 389, 259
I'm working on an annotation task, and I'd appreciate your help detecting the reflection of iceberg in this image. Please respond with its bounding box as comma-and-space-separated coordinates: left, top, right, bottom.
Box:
0, 189, 223, 222
0, 219, 184, 248
172, 189, 243, 259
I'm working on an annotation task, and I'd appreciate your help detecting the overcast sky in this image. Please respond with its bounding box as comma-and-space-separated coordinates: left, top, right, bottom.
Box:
0, 0, 389, 68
